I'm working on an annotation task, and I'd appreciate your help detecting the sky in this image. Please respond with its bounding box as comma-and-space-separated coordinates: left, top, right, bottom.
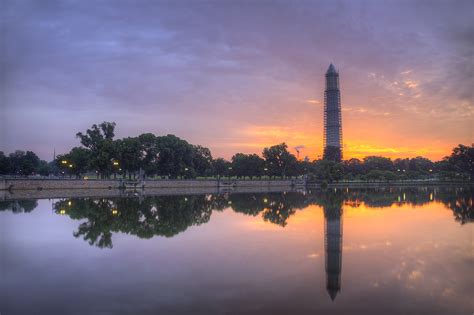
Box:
1, 0, 473, 161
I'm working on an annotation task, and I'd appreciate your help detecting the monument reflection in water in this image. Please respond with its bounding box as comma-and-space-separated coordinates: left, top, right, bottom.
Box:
1, 186, 472, 314
323, 193, 344, 301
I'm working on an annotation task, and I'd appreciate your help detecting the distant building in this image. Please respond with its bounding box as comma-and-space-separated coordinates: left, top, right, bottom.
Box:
323, 64, 343, 160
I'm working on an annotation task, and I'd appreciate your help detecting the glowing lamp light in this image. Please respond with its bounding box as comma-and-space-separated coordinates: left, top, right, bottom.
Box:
113, 161, 119, 166
59, 209, 66, 215
61, 160, 67, 164
112, 209, 118, 215
69, 164, 73, 168
263, 198, 268, 203
68, 201, 72, 206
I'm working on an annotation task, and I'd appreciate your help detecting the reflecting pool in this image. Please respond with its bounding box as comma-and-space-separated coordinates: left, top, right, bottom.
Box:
1, 186, 472, 314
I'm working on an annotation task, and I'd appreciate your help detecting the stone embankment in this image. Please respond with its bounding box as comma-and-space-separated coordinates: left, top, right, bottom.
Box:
0, 178, 305, 191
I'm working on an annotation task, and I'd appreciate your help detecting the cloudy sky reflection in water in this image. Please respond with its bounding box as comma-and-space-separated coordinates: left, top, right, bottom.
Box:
1, 195, 472, 314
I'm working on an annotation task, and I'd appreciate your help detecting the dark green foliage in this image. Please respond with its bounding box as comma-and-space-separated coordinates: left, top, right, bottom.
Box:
115, 137, 142, 179
76, 122, 117, 178
364, 170, 397, 181
363, 156, 393, 171
262, 143, 298, 177
311, 160, 344, 182
445, 144, 473, 181
7, 150, 40, 175
212, 158, 231, 176
56, 147, 91, 177
323, 146, 342, 162
231, 153, 264, 178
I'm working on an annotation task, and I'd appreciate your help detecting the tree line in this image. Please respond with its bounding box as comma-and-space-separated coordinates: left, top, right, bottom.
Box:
0, 121, 472, 181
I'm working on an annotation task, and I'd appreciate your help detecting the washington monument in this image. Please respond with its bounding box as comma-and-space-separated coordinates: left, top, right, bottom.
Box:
323, 63, 343, 161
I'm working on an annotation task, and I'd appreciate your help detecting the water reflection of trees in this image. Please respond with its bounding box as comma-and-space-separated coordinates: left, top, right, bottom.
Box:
229, 192, 309, 226
52, 195, 225, 248
1, 186, 471, 247
0, 200, 38, 213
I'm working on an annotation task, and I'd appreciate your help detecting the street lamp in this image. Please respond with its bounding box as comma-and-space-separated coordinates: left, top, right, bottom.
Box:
112, 160, 119, 179
228, 167, 232, 179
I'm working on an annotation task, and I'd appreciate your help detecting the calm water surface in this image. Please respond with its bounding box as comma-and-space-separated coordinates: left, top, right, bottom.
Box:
1, 187, 472, 315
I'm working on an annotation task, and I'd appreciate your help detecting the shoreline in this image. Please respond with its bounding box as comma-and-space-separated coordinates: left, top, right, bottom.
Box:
1, 178, 471, 191
0, 178, 471, 201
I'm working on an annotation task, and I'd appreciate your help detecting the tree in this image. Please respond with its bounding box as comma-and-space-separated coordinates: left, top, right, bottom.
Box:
76, 122, 117, 178
193, 145, 213, 176
323, 145, 342, 162
115, 137, 142, 179
262, 143, 297, 177
446, 144, 474, 181
37, 160, 52, 176
363, 156, 393, 172
0, 152, 11, 175
393, 158, 410, 172
343, 158, 363, 178
155, 135, 194, 178
66, 147, 91, 177
231, 153, 265, 178
408, 156, 434, 176
8, 150, 40, 175
138, 133, 160, 177
212, 158, 231, 177
312, 159, 344, 182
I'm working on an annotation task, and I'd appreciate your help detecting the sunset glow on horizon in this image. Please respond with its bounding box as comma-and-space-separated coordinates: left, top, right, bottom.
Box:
2, 1, 472, 161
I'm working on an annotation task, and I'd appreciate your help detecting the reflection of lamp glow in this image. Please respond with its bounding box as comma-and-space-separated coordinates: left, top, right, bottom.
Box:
403, 193, 406, 200
430, 193, 433, 201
